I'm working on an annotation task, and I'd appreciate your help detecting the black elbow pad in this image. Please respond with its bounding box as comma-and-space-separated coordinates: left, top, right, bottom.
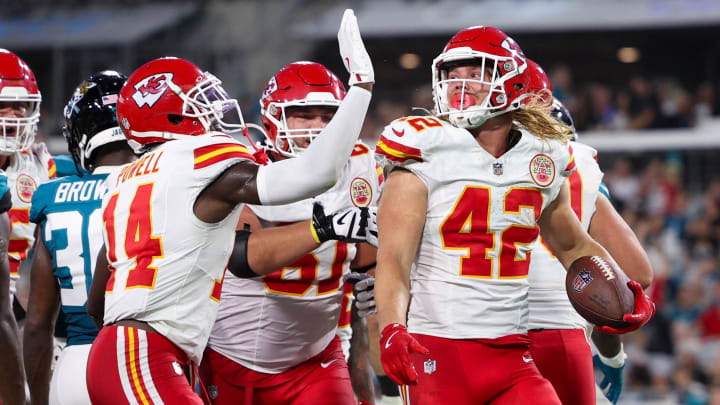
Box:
227, 229, 259, 278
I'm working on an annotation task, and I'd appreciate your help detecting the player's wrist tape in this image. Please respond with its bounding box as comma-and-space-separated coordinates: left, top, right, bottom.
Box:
597, 343, 627, 368
309, 220, 323, 244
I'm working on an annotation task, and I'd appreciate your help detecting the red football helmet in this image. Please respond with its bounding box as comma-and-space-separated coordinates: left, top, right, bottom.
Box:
524, 59, 553, 106
432, 26, 529, 128
260, 61, 345, 158
0, 49, 41, 153
117, 57, 245, 152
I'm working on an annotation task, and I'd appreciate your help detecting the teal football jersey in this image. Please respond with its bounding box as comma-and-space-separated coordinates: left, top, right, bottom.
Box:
30, 173, 109, 345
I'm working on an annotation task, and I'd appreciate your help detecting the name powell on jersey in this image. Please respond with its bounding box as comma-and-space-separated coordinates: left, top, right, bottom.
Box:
132, 73, 174, 108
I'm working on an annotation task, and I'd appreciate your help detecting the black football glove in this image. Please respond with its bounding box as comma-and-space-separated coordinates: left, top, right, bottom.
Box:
311, 201, 378, 247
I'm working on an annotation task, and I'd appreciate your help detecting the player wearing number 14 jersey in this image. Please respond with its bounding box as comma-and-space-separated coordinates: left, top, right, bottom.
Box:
373, 26, 646, 405
86, 11, 375, 405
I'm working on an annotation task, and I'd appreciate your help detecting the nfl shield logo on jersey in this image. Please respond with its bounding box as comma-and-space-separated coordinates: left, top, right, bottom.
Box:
493, 162, 503, 176
424, 359, 436, 375
572, 269, 593, 293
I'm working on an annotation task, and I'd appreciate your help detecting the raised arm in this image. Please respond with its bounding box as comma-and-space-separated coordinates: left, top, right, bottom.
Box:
0, 211, 25, 405
196, 10, 374, 223
23, 237, 60, 405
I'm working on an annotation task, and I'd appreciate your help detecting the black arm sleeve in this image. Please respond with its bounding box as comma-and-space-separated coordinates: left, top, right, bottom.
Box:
0, 191, 11, 214
227, 229, 259, 279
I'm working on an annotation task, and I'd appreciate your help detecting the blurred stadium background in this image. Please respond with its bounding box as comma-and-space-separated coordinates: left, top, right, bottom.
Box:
3, 0, 720, 404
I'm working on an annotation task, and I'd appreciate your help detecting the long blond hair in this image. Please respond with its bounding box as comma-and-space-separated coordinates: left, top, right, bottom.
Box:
512, 98, 574, 143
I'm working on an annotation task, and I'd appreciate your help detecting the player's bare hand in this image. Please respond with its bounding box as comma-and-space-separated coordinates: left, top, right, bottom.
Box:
337, 9, 374, 87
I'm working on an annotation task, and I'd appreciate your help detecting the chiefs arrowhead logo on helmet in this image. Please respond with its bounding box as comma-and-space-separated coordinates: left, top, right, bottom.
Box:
500, 37, 528, 75
131, 73, 174, 108
261, 76, 278, 101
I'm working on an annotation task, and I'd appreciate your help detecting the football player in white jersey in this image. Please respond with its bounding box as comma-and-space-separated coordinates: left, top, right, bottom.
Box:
85, 9, 374, 405
0, 169, 23, 404
24, 71, 137, 405
0, 49, 56, 312
522, 63, 653, 405
373, 26, 655, 405
199, 61, 379, 405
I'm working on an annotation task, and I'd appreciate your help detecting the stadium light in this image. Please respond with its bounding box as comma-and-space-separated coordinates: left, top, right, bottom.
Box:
399, 53, 421, 69
617, 47, 640, 63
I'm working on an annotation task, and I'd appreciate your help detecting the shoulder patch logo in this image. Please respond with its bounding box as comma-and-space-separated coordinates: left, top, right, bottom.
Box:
16, 174, 37, 203
350, 177, 372, 207
131, 73, 174, 108
529, 154, 555, 187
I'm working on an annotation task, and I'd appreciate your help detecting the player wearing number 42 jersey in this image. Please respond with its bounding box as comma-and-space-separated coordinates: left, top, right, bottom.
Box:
374, 25, 653, 405
86, 9, 374, 405
24, 71, 136, 405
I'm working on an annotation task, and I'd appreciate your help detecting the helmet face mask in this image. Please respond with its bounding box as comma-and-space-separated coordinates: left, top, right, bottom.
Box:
432, 27, 528, 129
176, 72, 246, 135
63, 70, 129, 172
0, 49, 41, 154
117, 57, 246, 153
260, 62, 345, 158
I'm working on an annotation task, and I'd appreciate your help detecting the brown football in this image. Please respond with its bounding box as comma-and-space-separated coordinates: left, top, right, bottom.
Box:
565, 256, 635, 329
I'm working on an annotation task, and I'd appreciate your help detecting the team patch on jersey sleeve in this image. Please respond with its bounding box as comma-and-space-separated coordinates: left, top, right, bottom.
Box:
529, 154, 556, 187
193, 143, 255, 169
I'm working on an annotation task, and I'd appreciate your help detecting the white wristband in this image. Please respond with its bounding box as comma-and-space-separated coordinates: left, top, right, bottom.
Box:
597, 343, 627, 368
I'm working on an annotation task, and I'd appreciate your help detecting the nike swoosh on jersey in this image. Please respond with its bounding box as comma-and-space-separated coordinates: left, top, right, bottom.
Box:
392, 127, 405, 137
320, 359, 338, 368
522, 355, 533, 363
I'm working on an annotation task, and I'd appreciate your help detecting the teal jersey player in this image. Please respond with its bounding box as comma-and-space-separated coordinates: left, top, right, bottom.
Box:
29, 172, 110, 345
23, 70, 136, 405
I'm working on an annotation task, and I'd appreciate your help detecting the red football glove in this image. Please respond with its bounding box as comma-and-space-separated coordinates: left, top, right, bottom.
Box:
596, 280, 656, 334
380, 323, 429, 386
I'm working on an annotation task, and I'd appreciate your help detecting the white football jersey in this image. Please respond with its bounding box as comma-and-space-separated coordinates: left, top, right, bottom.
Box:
375, 116, 575, 340
207, 143, 380, 373
528, 142, 603, 330
102, 134, 256, 364
8, 143, 56, 296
